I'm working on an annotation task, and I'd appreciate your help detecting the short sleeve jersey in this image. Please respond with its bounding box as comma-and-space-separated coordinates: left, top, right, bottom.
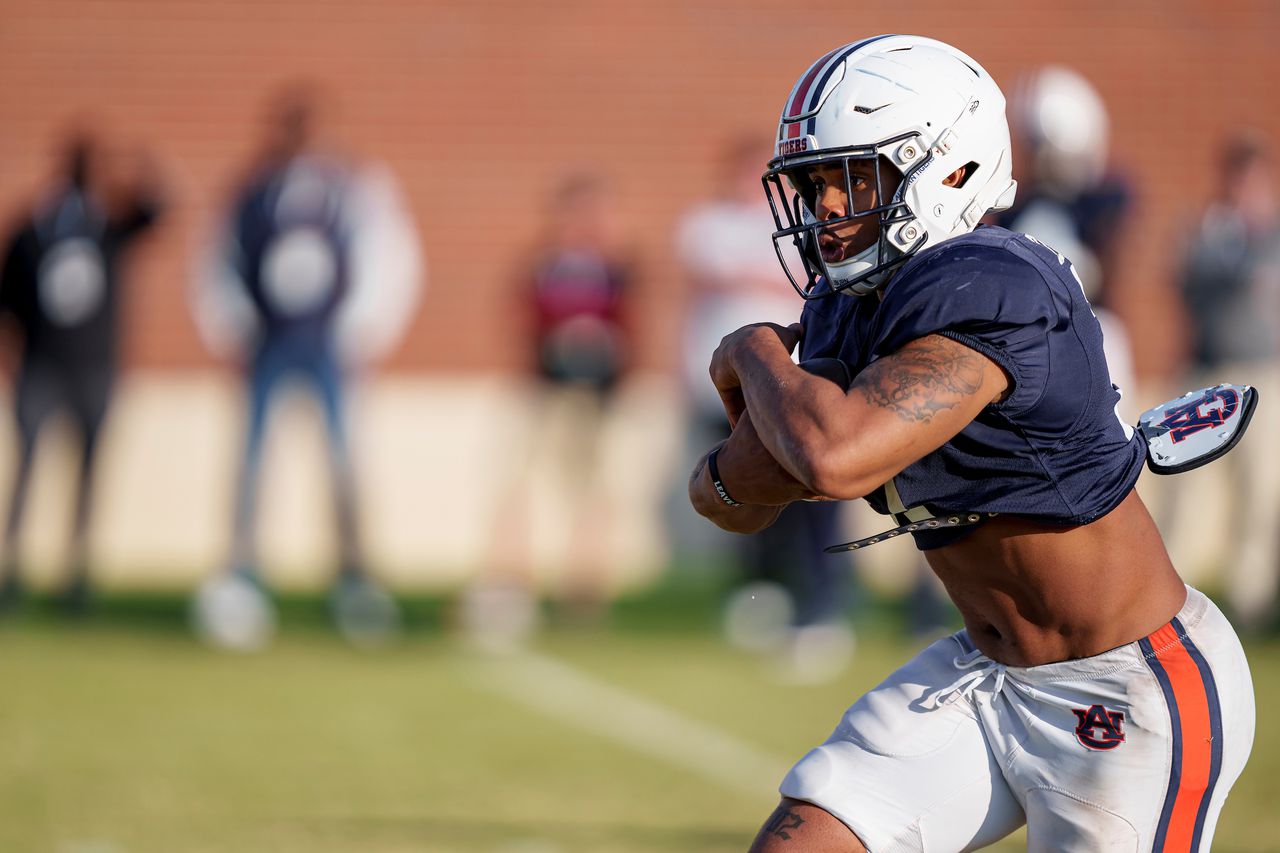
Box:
798, 226, 1145, 549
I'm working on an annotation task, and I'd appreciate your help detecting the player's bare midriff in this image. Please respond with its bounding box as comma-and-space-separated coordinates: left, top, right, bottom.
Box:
923, 488, 1188, 667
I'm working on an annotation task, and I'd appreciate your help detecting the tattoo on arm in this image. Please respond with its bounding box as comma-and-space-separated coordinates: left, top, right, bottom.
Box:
763, 806, 806, 841
854, 335, 987, 423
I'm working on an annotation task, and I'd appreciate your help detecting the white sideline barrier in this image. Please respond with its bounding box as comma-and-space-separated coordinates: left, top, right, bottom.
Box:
0, 371, 682, 592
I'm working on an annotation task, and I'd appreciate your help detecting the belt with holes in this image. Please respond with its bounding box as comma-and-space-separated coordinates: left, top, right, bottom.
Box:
823, 512, 995, 553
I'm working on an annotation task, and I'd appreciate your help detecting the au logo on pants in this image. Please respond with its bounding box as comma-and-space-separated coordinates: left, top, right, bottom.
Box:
1072, 704, 1126, 750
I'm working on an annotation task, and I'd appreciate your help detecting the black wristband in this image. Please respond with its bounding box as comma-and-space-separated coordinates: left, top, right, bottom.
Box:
707, 447, 742, 508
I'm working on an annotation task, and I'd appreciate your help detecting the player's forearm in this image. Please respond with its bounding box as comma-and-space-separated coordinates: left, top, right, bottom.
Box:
729, 337, 861, 496
688, 452, 784, 534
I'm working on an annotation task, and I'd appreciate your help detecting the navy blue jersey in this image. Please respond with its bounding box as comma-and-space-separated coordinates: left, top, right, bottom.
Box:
992, 176, 1132, 310
229, 157, 352, 343
798, 226, 1145, 549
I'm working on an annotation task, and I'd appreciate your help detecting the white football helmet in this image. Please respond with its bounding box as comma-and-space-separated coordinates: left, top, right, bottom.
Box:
1011, 65, 1110, 198
764, 35, 1017, 297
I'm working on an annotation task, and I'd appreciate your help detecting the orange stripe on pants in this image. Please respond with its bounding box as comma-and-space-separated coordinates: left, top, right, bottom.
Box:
1148, 623, 1214, 851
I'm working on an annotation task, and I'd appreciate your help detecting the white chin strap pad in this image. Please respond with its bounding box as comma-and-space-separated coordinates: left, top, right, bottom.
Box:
825, 243, 878, 286
829, 239, 904, 295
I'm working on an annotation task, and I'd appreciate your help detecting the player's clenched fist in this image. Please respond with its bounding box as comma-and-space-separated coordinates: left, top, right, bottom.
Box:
708, 322, 803, 427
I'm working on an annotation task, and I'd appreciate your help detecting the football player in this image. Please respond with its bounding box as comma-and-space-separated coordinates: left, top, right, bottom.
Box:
689, 36, 1255, 851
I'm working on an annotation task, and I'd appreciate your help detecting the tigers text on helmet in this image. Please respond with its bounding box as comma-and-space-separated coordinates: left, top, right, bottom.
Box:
763, 35, 1017, 298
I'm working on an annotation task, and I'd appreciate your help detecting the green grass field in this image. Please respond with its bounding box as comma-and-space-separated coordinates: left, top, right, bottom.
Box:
0, 581, 1277, 853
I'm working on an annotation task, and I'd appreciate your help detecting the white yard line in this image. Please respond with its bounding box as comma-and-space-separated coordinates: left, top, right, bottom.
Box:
466, 650, 790, 797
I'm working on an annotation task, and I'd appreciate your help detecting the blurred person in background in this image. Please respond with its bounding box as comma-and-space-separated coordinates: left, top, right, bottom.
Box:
0, 127, 165, 613
461, 172, 633, 650
190, 84, 422, 649
1176, 131, 1280, 632
994, 65, 1135, 399
676, 135, 857, 681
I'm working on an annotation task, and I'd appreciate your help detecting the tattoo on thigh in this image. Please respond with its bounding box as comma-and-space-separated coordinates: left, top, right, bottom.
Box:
764, 806, 806, 841
854, 335, 985, 423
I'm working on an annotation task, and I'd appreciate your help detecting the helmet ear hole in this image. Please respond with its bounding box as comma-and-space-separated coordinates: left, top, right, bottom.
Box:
947, 161, 981, 189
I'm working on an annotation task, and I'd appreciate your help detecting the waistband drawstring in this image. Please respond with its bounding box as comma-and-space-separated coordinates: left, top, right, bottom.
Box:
923, 647, 1030, 709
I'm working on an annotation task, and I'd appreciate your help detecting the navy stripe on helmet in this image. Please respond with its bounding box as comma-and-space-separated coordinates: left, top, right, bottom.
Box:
803, 33, 899, 137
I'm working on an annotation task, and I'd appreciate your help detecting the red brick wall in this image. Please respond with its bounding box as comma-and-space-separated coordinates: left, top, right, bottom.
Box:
1, 0, 1276, 379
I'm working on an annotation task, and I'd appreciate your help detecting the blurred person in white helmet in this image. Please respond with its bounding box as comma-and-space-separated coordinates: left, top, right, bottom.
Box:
686, 35, 1253, 850
994, 65, 1135, 400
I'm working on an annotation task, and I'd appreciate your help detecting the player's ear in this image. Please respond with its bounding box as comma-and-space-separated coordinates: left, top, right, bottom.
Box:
943, 165, 967, 188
